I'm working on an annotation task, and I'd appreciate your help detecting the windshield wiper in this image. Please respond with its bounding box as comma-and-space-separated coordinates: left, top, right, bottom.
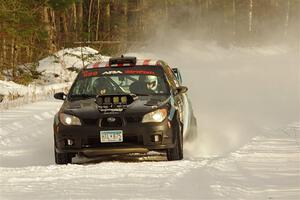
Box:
70, 94, 96, 99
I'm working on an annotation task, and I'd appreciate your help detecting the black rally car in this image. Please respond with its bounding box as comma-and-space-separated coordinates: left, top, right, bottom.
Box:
53, 56, 197, 164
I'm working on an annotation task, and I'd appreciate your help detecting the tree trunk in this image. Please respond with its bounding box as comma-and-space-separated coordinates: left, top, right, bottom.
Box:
104, 0, 111, 40
15, 44, 18, 76
88, 0, 94, 41
11, 39, 16, 78
164, 0, 168, 21
248, 0, 253, 32
0, 22, 3, 68
50, 8, 56, 51
95, 0, 101, 41
72, 2, 77, 40
25, 45, 30, 63
139, 0, 145, 33
43, 7, 53, 53
29, 36, 34, 63
61, 12, 68, 40
232, 0, 236, 37
120, 0, 128, 40
2, 37, 6, 68
77, 0, 83, 40
285, 0, 290, 37
128, 0, 140, 41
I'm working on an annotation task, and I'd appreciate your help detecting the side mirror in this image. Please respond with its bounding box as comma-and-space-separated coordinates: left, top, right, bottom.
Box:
54, 92, 66, 100
176, 86, 188, 95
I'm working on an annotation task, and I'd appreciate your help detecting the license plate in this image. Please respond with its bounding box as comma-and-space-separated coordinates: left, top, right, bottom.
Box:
100, 130, 123, 143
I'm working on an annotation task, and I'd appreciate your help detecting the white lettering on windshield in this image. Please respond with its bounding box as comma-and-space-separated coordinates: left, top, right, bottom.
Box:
102, 71, 123, 75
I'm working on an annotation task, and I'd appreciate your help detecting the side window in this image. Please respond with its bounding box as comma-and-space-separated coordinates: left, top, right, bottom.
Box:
71, 79, 85, 95
88, 77, 98, 94
71, 77, 95, 95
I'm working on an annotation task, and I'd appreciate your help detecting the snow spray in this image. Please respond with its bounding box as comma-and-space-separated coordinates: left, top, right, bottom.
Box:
128, 39, 299, 157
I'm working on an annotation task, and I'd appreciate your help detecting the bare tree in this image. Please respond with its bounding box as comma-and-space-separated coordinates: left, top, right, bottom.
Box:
77, 0, 83, 39
285, 0, 290, 37
95, 0, 101, 41
88, 0, 94, 42
72, 2, 77, 40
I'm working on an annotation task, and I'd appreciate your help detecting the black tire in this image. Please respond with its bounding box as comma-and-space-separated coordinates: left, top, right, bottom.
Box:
167, 120, 183, 161
55, 151, 73, 164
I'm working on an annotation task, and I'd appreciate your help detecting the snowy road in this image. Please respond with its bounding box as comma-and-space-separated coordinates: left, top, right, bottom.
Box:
0, 100, 299, 199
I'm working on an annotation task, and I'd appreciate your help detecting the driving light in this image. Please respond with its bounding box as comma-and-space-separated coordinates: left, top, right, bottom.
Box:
104, 97, 111, 103
113, 96, 119, 104
59, 113, 81, 126
121, 96, 127, 104
142, 109, 167, 123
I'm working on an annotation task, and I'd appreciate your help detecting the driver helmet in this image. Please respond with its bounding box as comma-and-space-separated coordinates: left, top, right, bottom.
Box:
93, 77, 111, 95
144, 75, 158, 91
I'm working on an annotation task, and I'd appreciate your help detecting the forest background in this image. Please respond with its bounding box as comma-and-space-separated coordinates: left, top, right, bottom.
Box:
0, 0, 299, 84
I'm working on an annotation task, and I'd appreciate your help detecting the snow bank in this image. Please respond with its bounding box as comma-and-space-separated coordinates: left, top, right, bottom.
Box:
0, 80, 28, 96
0, 81, 70, 109
38, 47, 108, 74
0, 46, 107, 109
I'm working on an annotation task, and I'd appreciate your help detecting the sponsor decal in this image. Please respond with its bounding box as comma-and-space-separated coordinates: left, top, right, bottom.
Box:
82, 71, 98, 77
124, 70, 155, 75
102, 70, 123, 75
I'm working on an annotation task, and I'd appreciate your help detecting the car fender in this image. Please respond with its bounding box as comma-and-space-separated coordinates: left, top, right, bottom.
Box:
54, 113, 59, 126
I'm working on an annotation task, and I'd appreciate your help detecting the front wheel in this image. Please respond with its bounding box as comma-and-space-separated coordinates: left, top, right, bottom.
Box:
55, 151, 73, 164
167, 121, 183, 161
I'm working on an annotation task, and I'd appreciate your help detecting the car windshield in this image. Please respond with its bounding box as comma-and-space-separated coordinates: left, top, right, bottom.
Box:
69, 67, 170, 99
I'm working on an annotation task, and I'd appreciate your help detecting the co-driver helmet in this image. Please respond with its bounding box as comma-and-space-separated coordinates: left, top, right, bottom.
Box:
144, 75, 158, 91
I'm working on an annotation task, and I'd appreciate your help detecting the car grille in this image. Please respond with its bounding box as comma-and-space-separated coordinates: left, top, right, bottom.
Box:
100, 117, 123, 127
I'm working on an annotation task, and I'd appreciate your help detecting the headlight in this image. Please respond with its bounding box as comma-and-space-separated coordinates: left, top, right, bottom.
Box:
59, 113, 81, 126
142, 109, 167, 123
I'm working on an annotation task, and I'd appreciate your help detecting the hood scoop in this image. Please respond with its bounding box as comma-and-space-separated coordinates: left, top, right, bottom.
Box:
95, 94, 137, 112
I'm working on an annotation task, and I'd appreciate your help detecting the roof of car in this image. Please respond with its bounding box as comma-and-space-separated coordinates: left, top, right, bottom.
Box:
85, 59, 163, 69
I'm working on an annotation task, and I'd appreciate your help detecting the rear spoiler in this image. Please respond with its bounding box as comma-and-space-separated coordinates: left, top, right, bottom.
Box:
172, 68, 182, 85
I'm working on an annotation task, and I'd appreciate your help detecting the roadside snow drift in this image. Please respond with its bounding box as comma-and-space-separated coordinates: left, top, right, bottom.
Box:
0, 47, 109, 109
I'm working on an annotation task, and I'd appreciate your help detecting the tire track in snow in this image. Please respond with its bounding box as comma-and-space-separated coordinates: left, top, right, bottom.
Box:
204, 129, 300, 199
0, 159, 210, 199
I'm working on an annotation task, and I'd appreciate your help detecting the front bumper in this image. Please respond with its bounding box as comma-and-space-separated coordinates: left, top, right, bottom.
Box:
54, 119, 175, 156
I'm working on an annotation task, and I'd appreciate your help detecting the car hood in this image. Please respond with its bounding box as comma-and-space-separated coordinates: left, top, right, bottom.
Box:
61, 95, 170, 118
